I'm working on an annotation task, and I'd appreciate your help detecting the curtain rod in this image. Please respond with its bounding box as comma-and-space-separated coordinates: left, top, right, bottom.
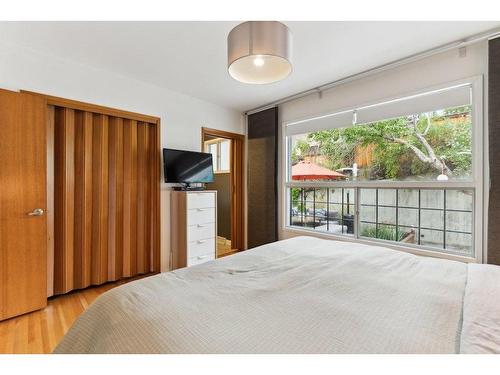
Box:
244, 26, 500, 116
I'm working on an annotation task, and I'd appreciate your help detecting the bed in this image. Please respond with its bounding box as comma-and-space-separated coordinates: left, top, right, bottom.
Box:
54, 236, 500, 354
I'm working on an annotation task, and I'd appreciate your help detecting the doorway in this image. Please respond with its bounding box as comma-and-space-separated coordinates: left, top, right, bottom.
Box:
201, 127, 245, 257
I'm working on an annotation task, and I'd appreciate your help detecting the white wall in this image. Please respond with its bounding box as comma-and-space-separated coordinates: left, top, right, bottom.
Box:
0, 41, 245, 272
277, 41, 489, 261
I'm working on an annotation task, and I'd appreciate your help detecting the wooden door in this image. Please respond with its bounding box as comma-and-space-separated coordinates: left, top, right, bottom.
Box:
201, 127, 245, 251
0, 90, 47, 320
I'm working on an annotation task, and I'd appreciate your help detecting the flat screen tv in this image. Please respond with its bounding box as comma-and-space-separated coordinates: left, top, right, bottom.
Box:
163, 148, 214, 184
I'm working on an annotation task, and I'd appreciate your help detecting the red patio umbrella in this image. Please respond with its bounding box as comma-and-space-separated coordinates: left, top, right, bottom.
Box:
292, 160, 346, 181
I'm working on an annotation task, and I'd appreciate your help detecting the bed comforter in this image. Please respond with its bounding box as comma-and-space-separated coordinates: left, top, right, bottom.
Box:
54, 236, 500, 354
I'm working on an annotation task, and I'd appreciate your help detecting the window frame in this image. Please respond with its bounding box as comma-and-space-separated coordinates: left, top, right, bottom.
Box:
204, 137, 231, 174
281, 76, 484, 263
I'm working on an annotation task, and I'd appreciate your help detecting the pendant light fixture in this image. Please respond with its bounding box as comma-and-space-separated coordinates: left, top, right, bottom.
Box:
227, 21, 292, 84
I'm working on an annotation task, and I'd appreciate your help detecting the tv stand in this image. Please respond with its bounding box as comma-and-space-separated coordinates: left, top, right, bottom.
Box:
173, 183, 206, 191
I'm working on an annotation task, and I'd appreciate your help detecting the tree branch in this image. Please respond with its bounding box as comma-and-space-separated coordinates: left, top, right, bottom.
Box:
423, 113, 431, 135
405, 116, 453, 175
384, 136, 432, 164
385, 134, 453, 175
414, 131, 438, 161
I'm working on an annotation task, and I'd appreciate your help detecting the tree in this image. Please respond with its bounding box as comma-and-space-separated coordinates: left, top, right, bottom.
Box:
291, 139, 311, 164
292, 107, 472, 181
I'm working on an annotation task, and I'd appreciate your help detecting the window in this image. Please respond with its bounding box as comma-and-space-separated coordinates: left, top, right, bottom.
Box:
220, 139, 230, 171
285, 81, 482, 260
205, 138, 231, 173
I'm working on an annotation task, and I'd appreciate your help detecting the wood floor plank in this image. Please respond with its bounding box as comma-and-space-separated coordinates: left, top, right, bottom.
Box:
0, 316, 12, 353
4, 320, 16, 353
77, 293, 90, 310
40, 308, 52, 354
13, 316, 28, 354
28, 311, 43, 354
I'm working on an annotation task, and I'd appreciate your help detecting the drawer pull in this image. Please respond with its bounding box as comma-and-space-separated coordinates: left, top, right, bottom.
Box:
197, 240, 207, 244
197, 255, 209, 260
197, 224, 205, 228
196, 208, 206, 212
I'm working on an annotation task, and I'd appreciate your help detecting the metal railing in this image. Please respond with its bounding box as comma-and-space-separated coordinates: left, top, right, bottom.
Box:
289, 187, 355, 235
288, 187, 474, 256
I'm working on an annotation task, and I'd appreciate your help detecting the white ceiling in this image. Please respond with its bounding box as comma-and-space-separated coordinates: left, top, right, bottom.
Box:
1, 21, 499, 112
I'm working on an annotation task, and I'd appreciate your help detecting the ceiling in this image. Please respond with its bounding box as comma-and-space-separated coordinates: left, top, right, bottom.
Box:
0, 21, 499, 112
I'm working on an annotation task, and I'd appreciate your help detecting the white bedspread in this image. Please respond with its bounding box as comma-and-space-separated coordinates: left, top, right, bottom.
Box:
54, 236, 495, 354
460, 264, 500, 353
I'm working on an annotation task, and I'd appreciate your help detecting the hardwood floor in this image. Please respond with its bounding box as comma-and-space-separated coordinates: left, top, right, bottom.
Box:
0, 274, 152, 354
217, 236, 238, 258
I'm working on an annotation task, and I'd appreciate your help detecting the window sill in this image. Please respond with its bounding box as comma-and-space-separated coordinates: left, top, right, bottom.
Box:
282, 226, 478, 264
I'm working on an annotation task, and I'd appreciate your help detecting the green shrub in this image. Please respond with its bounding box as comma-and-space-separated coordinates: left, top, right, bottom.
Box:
361, 225, 406, 241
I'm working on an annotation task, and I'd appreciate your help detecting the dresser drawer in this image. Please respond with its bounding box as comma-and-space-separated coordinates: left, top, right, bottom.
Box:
188, 222, 215, 242
187, 207, 215, 225
187, 192, 216, 209
187, 253, 215, 267
188, 237, 215, 258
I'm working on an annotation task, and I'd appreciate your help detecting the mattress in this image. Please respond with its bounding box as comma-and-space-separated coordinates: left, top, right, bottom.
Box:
53, 236, 500, 354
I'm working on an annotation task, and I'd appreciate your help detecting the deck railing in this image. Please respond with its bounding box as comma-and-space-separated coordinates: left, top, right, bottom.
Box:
288, 187, 474, 257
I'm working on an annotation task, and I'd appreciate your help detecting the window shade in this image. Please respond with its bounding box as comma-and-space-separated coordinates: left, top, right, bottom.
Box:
285, 110, 354, 136
356, 84, 472, 125
285, 84, 471, 136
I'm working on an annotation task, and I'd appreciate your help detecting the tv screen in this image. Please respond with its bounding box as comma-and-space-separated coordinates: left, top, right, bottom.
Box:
163, 148, 214, 183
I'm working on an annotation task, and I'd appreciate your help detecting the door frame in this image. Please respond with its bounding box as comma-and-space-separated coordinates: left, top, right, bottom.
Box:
201, 127, 245, 251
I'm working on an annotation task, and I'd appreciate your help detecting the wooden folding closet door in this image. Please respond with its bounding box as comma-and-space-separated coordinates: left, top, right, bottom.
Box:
49, 102, 160, 296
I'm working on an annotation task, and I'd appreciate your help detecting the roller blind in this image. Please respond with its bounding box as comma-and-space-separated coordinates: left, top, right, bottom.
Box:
356, 84, 472, 125
285, 83, 472, 136
285, 110, 354, 136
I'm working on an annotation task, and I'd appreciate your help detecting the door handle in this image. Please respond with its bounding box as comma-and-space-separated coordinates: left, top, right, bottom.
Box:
27, 208, 44, 216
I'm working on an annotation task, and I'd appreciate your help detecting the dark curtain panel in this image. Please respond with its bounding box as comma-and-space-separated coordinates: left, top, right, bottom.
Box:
488, 37, 500, 265
247, 107, 278, 248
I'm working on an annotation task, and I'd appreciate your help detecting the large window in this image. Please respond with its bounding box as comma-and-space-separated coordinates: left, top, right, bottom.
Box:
285, 81, 482, 260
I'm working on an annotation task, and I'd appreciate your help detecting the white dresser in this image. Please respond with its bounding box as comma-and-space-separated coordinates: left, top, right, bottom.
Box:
170, 190, 217, 269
